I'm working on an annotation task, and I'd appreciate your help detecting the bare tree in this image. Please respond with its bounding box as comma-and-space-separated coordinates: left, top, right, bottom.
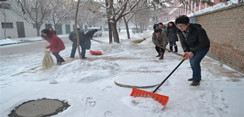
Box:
122, 0, 150, 39
104, 0, 143, 43
78, 0, 105, 27
47, 0, 75, 33
10, 0, 53, 36
123, 14, 133, 39
132, 1, 151, 33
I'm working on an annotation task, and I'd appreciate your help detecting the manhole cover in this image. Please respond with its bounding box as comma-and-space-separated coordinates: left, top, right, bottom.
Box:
9, 98, 70, 117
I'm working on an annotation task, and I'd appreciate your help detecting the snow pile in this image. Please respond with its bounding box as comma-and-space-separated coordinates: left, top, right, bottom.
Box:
122, 96, 164, 112
0, 38, 18, 45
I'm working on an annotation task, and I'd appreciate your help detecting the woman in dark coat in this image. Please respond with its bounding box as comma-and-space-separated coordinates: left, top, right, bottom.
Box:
41, 28, 65, 65
166, 22, 178, 52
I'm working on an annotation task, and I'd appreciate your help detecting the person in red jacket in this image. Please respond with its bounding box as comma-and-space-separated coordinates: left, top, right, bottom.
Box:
41, 28, 65, 65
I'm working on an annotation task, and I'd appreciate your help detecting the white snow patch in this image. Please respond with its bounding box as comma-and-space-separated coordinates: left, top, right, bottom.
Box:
122, 96, 164, 112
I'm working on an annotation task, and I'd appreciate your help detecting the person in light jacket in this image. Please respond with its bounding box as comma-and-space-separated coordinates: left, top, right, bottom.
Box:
152, 27, 168, 60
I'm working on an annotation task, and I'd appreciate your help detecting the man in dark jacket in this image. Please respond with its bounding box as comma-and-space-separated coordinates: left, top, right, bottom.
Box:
175, 15, 210, 86
69, 28, 86, 59
85, 29, 98, 50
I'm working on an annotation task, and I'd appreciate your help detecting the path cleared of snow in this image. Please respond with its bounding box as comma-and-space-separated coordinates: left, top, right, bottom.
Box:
0, 30, 244, 117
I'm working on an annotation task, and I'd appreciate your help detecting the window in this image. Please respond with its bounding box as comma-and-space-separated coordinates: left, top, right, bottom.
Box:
0, 3, 11, 10
2, 22, 13, 29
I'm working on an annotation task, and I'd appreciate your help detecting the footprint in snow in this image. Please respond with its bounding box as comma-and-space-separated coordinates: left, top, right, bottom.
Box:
104, 111, 112, 117
212, 90, 229, 114
102, 86, 112, 93
85, 97, 96, 107
198, 89, 229, 117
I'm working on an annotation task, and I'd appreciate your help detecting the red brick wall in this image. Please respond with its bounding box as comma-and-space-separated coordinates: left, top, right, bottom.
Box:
196, 4, 244, 73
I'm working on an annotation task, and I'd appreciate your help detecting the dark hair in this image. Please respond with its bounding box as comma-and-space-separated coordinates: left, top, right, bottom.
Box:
158, 22, 163, 26
175, 15, 189, 25
167, 22, 177, 29
154, 27, 162, 33
153, 24, 158, 30
41, 29, 51, 39
167, 22, 176, 27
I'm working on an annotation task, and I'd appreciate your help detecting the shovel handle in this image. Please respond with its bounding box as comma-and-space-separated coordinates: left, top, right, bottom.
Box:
153, 59, 185, 93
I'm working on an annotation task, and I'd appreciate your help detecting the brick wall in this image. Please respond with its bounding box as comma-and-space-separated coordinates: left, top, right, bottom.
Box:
196, 4, 244, 73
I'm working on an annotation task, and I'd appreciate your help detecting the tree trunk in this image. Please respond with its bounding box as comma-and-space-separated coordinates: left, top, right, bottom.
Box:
3, 10, 7, 39
75, 0, 81, 59
36, 25, 40, 36
105, 0, 113, 43
123, 17, 130, 39
111, 21, 119, 43
108, 22, 113, 43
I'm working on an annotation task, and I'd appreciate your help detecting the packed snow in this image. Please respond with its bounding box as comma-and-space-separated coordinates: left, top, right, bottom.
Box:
0, 30, 244, 117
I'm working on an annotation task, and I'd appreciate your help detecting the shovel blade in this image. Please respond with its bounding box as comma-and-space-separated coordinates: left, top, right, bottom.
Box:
130, 88, 169, 107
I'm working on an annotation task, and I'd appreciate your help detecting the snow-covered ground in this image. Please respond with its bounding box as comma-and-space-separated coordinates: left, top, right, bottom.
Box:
0, 30, 244, 117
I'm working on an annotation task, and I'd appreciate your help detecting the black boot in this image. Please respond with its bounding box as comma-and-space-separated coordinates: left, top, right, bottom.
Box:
174, 46, 178, 52
190, 81, 200, 86
159, 52, 164, 60
170, 46, 173, 51
156, 51, 160, 57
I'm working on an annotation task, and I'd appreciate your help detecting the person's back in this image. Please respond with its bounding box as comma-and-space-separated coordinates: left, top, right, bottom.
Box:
85, 29, 98, 40
79, 31, 86, 46
69, 28, 83, 42
69, 28, 86, 58
84, 29, 97, 50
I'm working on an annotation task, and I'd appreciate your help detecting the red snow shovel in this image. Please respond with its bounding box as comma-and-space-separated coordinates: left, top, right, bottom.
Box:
130, 58, 186, 107
90, 50, 102, 55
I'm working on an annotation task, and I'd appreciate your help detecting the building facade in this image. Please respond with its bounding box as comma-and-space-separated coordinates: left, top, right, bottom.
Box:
0, 1, 75, 39
161, 0, 231, 23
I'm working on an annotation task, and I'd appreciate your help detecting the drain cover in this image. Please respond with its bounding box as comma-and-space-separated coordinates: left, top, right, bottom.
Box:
9, 98, 69, 117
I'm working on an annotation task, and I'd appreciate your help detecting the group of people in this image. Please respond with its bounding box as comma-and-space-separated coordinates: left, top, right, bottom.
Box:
41, 15, 210, 86
152, 15, 210, 86
152, 22, 179, 60
41, 28, 98, 65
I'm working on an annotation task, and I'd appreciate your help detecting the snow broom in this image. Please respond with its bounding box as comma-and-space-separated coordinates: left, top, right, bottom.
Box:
132, 38, 146, 43
42, 38, 54, 70
130, 58, 186, 107
42, 50, 55, 70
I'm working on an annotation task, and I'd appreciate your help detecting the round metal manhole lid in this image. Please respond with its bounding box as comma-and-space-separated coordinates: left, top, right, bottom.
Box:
9, 98, 70, 117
